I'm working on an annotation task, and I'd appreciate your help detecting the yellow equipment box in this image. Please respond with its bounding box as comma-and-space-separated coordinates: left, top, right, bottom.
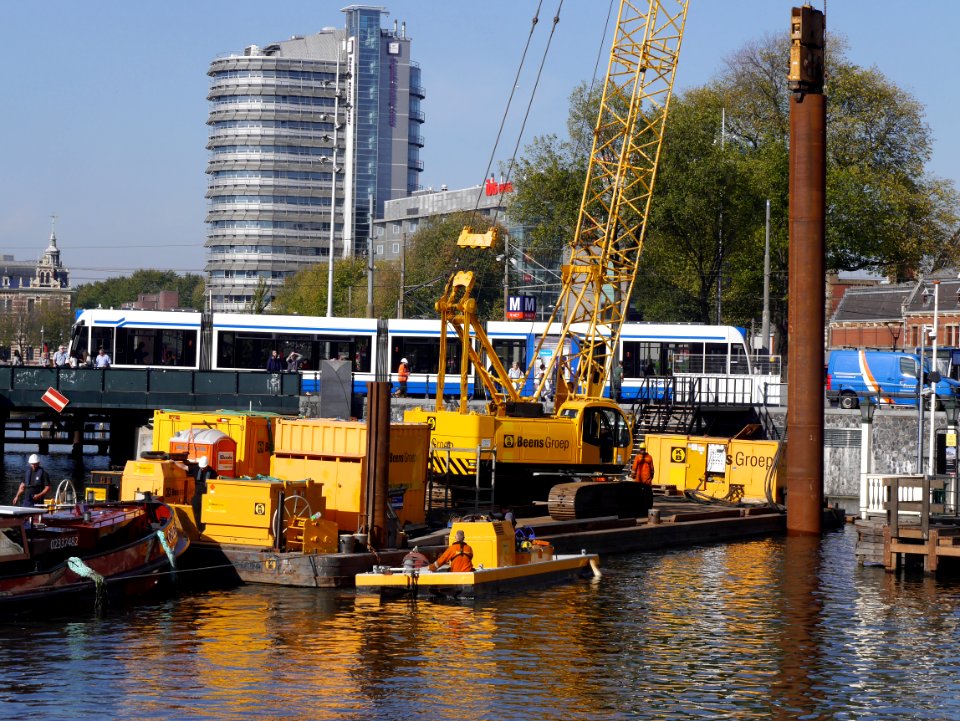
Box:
201, 477, 326, 546
271, 418, 430, 532
120, 459, 194, 504
448, 520, 515, 569
152, 410, 284, 477
644, 430, 783, 504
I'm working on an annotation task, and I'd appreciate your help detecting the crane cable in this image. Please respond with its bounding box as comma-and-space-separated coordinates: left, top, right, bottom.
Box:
470, 1, 546, 223
488, 1, 565, 231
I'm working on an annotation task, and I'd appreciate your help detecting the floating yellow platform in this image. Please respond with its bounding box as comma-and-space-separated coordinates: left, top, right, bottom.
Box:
355, 519, 601, 599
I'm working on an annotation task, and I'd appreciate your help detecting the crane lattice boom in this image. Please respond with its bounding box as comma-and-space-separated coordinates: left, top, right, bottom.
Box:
532, 0, 689, 400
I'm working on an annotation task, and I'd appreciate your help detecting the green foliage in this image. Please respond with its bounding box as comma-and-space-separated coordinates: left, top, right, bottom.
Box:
272, 257, 401, 319
248, 278, 270, 314
402, 212, 506, 319
508, 31, 960, 348
75, 270, 206, 310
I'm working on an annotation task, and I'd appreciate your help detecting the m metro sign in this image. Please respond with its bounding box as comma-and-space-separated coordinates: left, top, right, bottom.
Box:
41, 387, 69, 413
506, 295, 536, 321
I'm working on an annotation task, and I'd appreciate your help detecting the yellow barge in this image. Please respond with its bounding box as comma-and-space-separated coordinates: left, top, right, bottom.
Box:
356, 519, 601, 599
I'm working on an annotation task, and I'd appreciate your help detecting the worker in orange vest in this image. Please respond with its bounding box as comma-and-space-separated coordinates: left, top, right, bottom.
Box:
428, 530, 474, 572
631, 442, 655, 483
395, 357, 410, 397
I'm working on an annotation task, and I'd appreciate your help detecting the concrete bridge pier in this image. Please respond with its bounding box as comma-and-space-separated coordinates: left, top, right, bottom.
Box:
66, 413, 85, 457
109, 412, 139, 466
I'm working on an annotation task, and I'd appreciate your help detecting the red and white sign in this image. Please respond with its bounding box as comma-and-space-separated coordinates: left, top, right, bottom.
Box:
41, 387, 69, 413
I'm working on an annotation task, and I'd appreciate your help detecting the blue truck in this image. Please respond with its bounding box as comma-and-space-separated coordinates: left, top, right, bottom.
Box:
825, 349, 960, 409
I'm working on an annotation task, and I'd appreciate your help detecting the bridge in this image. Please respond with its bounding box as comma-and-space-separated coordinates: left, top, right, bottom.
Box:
0, 367, 305, 459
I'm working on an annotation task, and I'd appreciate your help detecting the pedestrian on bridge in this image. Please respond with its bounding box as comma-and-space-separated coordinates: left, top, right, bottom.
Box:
54, 345, 69, 368
95, 348, 111, 368
266, 350, 283, 373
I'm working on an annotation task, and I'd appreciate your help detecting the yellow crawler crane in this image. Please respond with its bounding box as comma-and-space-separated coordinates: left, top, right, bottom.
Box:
406, 0, 689, 517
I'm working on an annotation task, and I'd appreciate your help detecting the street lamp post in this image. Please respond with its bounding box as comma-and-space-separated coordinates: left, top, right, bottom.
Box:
502, 234, 509, 320
858, 396, 877, 520
928, 281, 941, 477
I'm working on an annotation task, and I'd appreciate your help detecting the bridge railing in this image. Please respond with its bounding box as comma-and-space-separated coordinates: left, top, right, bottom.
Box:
0, 367, 303, 413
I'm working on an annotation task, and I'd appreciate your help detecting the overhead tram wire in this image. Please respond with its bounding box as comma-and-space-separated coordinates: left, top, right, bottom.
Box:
469, 1, 545, 226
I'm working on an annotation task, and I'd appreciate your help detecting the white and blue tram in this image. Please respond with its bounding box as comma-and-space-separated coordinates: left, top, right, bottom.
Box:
69, 309, 476, 396
70, 309, 769, 401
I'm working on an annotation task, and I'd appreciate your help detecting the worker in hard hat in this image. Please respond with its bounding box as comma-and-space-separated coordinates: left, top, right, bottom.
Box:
13, 454, 50, 507
631, 442, 655, 484
395, 357, 410, 397
428, 529, 474, 572
192, 456, 218, 531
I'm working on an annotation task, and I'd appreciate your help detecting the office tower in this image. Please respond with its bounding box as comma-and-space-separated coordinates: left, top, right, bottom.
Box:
205, 6, 423, 312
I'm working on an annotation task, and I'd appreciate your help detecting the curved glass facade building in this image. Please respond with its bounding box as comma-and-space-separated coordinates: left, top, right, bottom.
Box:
206, 6, 422, 312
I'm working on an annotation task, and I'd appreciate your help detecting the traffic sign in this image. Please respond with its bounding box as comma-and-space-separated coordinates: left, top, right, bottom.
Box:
41, 387, 69, 413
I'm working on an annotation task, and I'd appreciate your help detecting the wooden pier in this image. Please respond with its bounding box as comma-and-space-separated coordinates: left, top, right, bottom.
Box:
855, 474, 960, 573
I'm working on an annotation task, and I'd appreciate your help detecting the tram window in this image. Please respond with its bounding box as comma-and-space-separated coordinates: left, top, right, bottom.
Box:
391, 336, 462, 374
70, 322, 90, 359
115, 329, 158, 365
491, 339, 527, 369
157, 330, 197, 367
91, 328, 114, 358
224, 331, 275, 369
667, 343, 701, 374
622, 341, 660, 378
704, 343, 727, 373
730, 344, 750, 374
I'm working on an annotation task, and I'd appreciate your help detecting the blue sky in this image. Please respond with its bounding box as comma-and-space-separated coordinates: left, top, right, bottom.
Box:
2, 1, 957, 284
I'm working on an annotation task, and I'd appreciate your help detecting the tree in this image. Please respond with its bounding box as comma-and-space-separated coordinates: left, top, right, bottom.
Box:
248, 278, 270, 314
507, 83, 596, 259
402, 212, 506, 319
75, 270, 206, 310
272, 258, 402, 319
508, 32, 960, 347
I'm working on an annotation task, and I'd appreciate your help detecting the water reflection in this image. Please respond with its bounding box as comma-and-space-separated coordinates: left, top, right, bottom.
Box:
4, 527, 960, 719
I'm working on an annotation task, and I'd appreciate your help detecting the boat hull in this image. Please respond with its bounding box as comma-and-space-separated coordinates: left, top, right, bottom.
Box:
356, 554, 601, 599
0, 502, 189, 612
187, 544, 441, 588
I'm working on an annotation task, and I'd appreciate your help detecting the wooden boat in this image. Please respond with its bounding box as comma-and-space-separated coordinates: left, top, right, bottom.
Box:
356, 519, 601, 599
0, 499, 189, 611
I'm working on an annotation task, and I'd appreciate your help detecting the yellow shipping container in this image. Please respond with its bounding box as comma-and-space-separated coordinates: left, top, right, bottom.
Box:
643, 431, 782, 504
271, 418, 430, 532
152, 410, 284, 477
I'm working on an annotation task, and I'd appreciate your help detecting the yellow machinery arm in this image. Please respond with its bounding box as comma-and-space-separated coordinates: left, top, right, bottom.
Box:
435, 227, 520, 415
530, 0, 689, 401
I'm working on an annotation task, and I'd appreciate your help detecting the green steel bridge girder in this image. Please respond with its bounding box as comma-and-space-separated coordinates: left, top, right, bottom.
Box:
0, 367, 303, 414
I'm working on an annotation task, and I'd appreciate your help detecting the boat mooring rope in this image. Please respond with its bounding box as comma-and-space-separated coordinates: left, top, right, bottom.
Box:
156, 529, 177, 583
67, 557, 106, 612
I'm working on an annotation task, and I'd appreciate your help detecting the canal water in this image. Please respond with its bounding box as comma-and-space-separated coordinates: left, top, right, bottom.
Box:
4, 451, 960, 720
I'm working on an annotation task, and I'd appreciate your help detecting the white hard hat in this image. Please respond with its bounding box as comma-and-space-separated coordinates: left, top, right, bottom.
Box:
28, 453, 40, 464
197, 456, 209, 469
401, 358, 408, 364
